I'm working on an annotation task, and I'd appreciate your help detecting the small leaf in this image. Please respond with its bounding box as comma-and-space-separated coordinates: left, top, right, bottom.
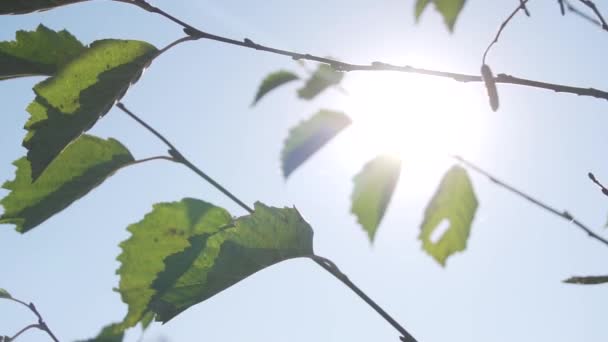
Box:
281, 110, 351, 177
140, 312, 155, 330
252, 70, 299, 106
117, 200, 314, 327
351, 155, 401, 241
0, 25, 85, 80
23, 39, 157, 180
75, 324, 124, 342
563, 275, 608, 285
414, 0, 431, 21
415, 0, 467, 32
419, 165, 478, 266
0, 135, 134, 233
0, 0, 88, 15
0, 288, 12, 299
297, 64, 344, 100
481, 64, 499, 111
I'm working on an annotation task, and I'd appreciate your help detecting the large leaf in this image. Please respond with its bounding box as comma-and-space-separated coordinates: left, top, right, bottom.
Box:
0, 25, 85, 80
23, 39, 157, 180
0, 0, 88, 15
252, 70, 299, 106
419, 165, 477, 265
414, 0, 467, 31
563, 275, 608, 285
75, 324, 124, 342
281, 110, 351, 177
0, 288, 12, 299
0, 135, 134, 233
351, 155, 402, 242
297, 64, 344, 100
118, 200, 314, 327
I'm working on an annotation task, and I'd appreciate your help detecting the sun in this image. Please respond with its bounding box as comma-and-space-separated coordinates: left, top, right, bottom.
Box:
334, 72, 488, 171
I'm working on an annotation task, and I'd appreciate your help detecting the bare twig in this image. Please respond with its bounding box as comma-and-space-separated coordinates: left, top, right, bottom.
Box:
588, 172, 608, 197
564, 0, 605, 28
453, 156, 608, 248
559, 0, 566, 15
482, 0, 529, 64
112, 0, 608, 103
4, 297, 59, 342
578, 0, 608, 30
520, 0, 531, 16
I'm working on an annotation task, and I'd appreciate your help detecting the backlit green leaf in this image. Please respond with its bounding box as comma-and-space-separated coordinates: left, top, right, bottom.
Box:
415, 0, 431, 20
0, 25, 85, 80
563, 275, 608, 285
75, 324, 124, 342
414, 0, 466, 31
0, 0, 88, 15
351, 155, 401, 241
252, 70, 299, 106
0, 135, 134, 233
281, 110, 351, 177
419, 165, 477, 265
0, 288, 12, 299
23, 39, 157, 180
117, 200, 314, 327
297, 64, 344, 100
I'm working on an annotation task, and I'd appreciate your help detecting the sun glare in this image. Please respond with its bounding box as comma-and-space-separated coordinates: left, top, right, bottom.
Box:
336, 72, 488, 171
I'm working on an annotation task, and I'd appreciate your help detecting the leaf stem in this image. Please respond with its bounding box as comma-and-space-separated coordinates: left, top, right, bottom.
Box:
482, 0, 529, 64
5, 297, 59, 342
116, 102, 418, 341
8, 324, 40, 341
114, 0, 608, 102
453, 155, 608, 248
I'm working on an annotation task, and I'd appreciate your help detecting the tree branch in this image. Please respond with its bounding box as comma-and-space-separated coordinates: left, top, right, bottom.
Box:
4, 297, 59, 342
482, 0, 529, 64
577, 0, 608, 30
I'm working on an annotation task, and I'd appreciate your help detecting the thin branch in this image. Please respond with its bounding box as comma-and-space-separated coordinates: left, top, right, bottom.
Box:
588, 172, 608, 197
8, 324, 40, 342
482, 0, 529, 64
564, 0, 604, 27
578, 0, 608, 30
453, 155, 608, 248
520, 0, 531, 17
559, 0, 566, 15
113, 0, 608, 102
116, 102, 418, 342
4, 298, 59, 342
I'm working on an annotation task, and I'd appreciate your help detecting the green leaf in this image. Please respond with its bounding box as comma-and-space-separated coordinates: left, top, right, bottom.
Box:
0, 288, 12, 299
297, 64, 344, 100
0, 25, 85, 80
0, 135, 134, 233
419, 165, 478, 265
563, 275, 608, 285
140, 312, 155, 330
414, 0, 466, 31
75, 324, 124, 342
0, 0, 88, 15
281, 110, 351, 177
351, 155, 401, 241
252, 70, 299, 106
23, 39, 157, 180
117, 200, 314, 327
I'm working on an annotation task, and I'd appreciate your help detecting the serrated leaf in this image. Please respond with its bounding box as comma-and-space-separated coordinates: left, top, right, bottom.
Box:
0, 135, 134, 233
75, 323, 124, 342
0, 25, 85, 80
297, 64, 343, 100
23, 39, 157, 180
351, 155, 401, 241
0, 0, 88, 15
281, 110, 351, 177
415, 0, 466, 31
419, 165, 477, 266
117, 199, 233, 329
0, 288, 12, 299
563, 275, 608, 285
252, 70, 299, 106
117, 200, 314, 327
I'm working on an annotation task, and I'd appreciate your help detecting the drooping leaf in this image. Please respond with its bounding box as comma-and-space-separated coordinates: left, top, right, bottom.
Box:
0, 0, 88, 15
118, 200, 314, 327
74, 324, 124, 342
414, 0, 467, 31
117, 199, 233, 329
419, 165, 478, 266
0, 135, 134, 233
281, 110, 351, 177
563, 275, 608, 285
0, 25, 85, 80
140, 312, 155, 330
297, 64, 344, 100
351, 155, 401, 241
23, 39, 157, 180
252, 70, 299, 106
0, 288, 12, 299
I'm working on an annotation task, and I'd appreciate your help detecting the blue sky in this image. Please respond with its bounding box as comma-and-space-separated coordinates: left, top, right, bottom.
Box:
1, 1, 607, 341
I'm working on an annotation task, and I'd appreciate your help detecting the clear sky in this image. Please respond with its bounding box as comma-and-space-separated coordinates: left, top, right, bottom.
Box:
1, 1, 607, 342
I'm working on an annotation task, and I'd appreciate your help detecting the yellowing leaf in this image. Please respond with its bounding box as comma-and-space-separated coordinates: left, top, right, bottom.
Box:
419, 165, 477, 265
414, 0, 467, 31
297, 64, 343, 100
351, 155, 401, 241
23, 39, 157, 180
1, 135, 134, 233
